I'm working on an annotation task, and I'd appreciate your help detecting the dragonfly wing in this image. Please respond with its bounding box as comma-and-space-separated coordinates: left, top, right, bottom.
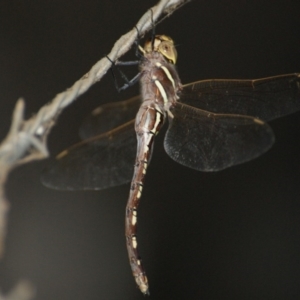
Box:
41, 120, 136, 190
79, 95, 141, 139
164, 102, 274, 172
181, 73, 300, 121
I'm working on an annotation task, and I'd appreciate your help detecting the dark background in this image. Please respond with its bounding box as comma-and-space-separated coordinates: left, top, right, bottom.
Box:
1, 1, 300, 299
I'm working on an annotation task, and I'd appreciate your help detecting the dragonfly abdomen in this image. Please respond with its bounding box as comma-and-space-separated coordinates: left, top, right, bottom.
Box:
125, 101, 165, 295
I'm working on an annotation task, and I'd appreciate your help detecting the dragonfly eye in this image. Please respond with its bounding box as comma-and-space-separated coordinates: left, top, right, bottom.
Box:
158, 41, 177, 64
143, 35, 177, 64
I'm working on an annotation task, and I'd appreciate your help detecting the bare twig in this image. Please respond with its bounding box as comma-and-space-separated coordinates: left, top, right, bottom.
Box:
0, 0, 190, 298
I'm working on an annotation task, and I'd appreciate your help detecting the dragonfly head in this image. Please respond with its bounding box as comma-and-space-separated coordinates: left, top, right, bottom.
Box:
142, 35, 177, 64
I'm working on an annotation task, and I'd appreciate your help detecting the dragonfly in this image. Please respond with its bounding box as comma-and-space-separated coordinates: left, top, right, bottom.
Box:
41, 34, 300, 295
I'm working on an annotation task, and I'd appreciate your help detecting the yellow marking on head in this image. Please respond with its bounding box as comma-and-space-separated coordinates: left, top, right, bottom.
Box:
143, 35, 177, 64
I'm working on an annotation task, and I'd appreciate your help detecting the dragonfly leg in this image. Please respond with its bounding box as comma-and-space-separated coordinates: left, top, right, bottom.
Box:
106, 55, 141, 92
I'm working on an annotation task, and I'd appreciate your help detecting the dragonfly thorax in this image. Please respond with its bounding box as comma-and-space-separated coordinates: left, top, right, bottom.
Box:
139, 50, 182, 114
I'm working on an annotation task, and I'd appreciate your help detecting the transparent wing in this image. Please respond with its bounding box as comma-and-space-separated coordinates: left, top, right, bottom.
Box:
164, 102, 274, 172
79, 95, 141, 139
42, 73, 300, 189
41, 120, 136, 190
180, 73, 300, 121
